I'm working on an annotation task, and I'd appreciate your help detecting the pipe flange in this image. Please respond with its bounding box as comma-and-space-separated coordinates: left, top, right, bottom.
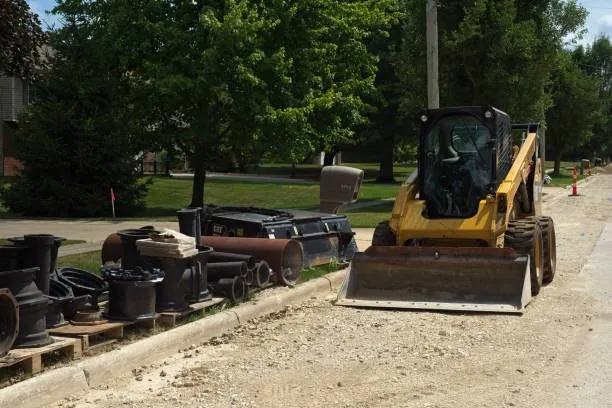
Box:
0, 288, 19, 356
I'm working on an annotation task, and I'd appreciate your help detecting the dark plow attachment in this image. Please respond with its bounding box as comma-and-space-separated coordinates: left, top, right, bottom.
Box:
336, 246, 532, 314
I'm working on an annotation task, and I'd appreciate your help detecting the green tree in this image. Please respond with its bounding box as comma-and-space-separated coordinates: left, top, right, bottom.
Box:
546, 50, 601, 175
359, 1, 406, 182
89, 0, 394, 207
396, 0, 587, 123
0, 0, 47, 79
577, 37, 612, 160
442, 0, 586, 121
1, 2, 149, 216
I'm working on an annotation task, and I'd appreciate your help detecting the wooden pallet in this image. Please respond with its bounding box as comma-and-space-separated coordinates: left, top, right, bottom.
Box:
157, 297, 226, 327
0, 337, 82, 374
48, 318, 156, 351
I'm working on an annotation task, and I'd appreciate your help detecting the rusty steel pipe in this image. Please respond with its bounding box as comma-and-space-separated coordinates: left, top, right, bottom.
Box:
101, 226, 157, 265
101, 233, 122, 265
201, 236, 304, 286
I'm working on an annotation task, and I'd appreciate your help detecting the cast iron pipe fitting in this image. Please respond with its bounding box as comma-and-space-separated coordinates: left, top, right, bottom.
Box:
102, 226, 157, 266
46, 277, 76, 328
0, 288, 19, 356
56, 267, 109, 309
182, 247, 213, 303
143, 257, 192, 313
0, 267, 54, 348
0, 245, 27, 272
177, 207, 202, 245
117, 229, 159, 269
102, 267, 163, 321
146, 247, 215, 305
49, 277, 92, 321
22, 234, 56, 295
11, 235, 66, 277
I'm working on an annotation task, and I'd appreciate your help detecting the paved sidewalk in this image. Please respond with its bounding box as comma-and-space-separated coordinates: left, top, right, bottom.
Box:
0, 219, 376, 256
171, 172, 317, 185
0, 219, 179, 244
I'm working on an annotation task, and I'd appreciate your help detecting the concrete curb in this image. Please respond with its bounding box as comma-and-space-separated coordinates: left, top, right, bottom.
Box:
0, 268, 349, 407
0, 366, 88, 408
76, 310, 240, 387
323, 270, 348, 289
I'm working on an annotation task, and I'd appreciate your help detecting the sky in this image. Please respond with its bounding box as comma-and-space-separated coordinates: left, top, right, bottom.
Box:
26, 0, 612, 47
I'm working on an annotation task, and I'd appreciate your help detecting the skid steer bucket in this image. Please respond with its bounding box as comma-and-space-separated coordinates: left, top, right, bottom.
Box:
336, 246, 532, 313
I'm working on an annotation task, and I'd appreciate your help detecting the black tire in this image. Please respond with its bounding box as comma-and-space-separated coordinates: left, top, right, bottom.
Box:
504, 220, 545, 296
372, 221, 396, 246
527, 216, 557, 284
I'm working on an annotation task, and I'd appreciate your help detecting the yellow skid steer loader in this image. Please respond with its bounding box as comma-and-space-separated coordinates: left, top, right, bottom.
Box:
336, 106, 556, 313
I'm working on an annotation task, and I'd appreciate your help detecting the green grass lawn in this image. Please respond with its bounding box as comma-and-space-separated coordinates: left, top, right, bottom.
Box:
0, 159, 591, 222
140, 161, 409, 218
57, 250, 102, 274
545, 165, 587, 187
342, 201, 394, 228
0, 163, 405, 220
140, 176, 399, 219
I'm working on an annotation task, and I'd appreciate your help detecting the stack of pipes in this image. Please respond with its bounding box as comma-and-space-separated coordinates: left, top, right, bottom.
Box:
175, 208, 305, 304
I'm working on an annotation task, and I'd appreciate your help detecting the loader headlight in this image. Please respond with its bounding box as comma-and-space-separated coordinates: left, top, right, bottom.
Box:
420, 114, 428, 122
484, 110, 493, 119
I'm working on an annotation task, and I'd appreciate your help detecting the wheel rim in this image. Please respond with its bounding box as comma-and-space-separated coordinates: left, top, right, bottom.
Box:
550, 228, 557, 273
534, 231, 543, 283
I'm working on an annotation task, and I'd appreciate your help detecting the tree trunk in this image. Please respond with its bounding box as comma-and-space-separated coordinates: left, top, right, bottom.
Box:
189, 144, 207, 207
377, 134, 395, 182
553, 150, 562, 176
323, 151, 336, 166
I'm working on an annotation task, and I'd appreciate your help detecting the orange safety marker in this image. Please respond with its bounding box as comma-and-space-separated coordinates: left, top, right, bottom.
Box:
570, 166, 578, 196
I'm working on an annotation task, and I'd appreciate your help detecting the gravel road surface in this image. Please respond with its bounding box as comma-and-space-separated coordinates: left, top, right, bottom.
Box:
53, 174, 612, 408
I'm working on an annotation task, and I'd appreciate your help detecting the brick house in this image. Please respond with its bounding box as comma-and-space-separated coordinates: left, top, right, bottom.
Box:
0, 74, 29, 176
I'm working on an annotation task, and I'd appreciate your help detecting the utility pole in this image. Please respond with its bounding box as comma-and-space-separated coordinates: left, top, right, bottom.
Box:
426, 0, 439, 109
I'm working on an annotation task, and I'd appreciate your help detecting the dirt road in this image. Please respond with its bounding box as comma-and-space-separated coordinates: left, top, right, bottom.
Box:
54, 175, 612, 408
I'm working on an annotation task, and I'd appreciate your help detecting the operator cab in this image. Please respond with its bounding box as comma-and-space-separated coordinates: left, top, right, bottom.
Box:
418, 106, 513, 219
